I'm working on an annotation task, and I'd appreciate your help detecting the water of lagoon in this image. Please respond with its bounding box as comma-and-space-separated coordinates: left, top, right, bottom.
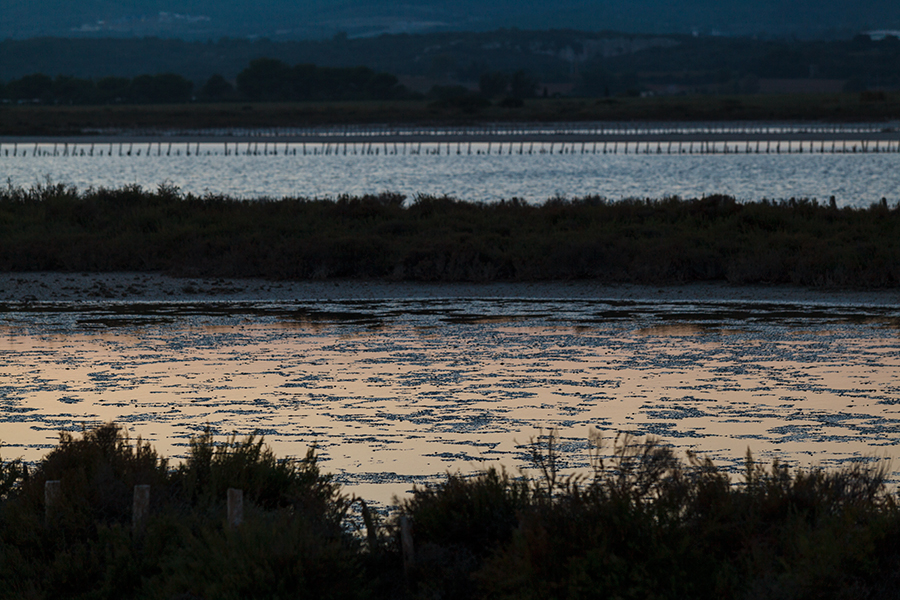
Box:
3, 141, 900, 206
2, 288, 899, 504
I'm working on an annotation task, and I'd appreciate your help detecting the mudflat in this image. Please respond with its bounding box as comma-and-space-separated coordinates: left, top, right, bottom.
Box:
2, 272, 898, 306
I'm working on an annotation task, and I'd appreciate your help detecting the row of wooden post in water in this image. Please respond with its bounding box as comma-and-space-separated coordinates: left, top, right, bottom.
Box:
4, 138, 900, 158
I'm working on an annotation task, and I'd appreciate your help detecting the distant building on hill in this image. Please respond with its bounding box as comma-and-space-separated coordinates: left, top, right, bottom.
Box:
863, 30, 900, 41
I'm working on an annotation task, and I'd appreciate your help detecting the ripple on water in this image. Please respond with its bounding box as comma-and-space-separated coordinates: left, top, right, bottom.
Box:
1, 296, 899, 503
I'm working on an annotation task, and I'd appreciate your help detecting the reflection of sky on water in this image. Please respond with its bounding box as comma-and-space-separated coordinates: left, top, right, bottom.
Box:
1, 298, 899, 504
3, 143, 900, 206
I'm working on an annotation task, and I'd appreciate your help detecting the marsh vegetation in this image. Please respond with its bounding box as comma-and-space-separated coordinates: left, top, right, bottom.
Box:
1, 182, 899, 287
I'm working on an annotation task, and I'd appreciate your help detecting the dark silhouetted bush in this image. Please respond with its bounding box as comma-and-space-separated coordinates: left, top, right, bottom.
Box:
396, 431, 900, 600
2, 424, 900, 598
0, 423, 366, 600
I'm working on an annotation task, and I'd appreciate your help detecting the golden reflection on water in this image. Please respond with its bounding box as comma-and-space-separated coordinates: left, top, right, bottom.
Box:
2, 318, 899, 504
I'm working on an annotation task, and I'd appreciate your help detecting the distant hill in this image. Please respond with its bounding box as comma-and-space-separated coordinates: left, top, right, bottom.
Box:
3, 0, 900, 40
3, 31, 899, 98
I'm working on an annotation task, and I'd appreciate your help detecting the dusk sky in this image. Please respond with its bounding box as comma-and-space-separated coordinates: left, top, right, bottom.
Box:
4, 0, 900, 39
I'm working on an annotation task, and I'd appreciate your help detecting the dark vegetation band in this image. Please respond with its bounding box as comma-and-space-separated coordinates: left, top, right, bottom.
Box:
1, 423, 899, 598
3, 31, 900, 102
0, 60, 416, 106
2, 182, 899, 287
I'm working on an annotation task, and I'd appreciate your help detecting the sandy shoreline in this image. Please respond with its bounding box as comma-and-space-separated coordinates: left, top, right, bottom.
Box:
1, 272, 898, 307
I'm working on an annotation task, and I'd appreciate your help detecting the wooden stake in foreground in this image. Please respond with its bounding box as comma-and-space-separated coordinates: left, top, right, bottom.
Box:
44, 480, 61, 524
227, 488, 243, 528
400, 515, 415, 574
133, 485, 150, 532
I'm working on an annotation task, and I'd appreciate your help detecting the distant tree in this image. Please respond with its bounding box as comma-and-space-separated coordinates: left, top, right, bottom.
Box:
289, 63, 318, 100
365, 71, 402, 99
427, 84, 489, 112
199, 74, 234, 101
319, 65, 370, 100
754, 46, 808, 78
577, 62, 613, 97
479, 71, 509, 98
576, 61, 639, 97
427, 84, 472, 102
850, 34, 874, 49
459, 60, 488, 82
95, 76, 131, 103
509, 70, 538, 98
130, 73, 193, 103
52, 75, 96, 104
237, 58, 411, 102
236, 58, 292, 101
428, 53, 458, 78
449, 93, 491, 112
498, 96, 524, 108
6, 73, 53, 103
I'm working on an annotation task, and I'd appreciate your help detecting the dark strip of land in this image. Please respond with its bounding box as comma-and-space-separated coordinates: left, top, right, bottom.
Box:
3, 129, 899, 145
2, 92, 900, 136
2, 184, 898, 288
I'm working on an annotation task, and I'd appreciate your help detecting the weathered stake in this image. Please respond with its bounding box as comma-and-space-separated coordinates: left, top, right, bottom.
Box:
227, 488, 244, 528
133, 485, 151, 532
45, 480, 61, 524
400, 515, 415, 575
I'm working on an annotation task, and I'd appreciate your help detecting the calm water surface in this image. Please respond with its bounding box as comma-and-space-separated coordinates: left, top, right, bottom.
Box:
3, 142, 900, 206
2, 293, 899, 504
3, 130, 900, 503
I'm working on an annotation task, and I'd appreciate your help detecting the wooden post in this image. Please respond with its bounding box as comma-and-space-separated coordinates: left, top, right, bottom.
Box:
45, 480, 61, 524
133, 485, 151, 532
400, 515, 415, 575
227, 488, 243, 528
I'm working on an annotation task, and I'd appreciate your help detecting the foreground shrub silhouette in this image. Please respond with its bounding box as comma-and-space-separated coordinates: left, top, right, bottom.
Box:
393, 467, 532, 599
2, 424, 900, 599
395, 431, 900, 600
0, 423, 366, 600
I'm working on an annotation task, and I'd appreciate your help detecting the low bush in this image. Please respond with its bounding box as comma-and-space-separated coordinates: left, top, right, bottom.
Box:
0, 423, 366, 600
397, 431, 900, 600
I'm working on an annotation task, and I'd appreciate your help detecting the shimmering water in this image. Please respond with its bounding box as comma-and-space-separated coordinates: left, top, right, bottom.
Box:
2, 292, 899, 504
3, 126, 900, 503
3, 141, 900, 206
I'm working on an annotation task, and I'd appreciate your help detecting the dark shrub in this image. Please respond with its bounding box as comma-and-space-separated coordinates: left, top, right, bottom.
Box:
0, 423, 366, 600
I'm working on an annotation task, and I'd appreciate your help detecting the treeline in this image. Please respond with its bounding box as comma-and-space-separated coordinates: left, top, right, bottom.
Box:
3, 94, 900, 136
234, 58, 414, 102
2, 31, 900, 99
0, 59, 414, 105
0, 72, 195, 105
2, 183, 899, 287
2, 423, 899, 598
